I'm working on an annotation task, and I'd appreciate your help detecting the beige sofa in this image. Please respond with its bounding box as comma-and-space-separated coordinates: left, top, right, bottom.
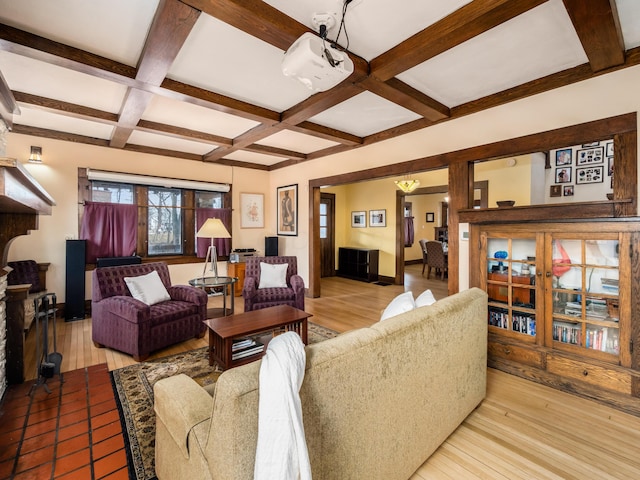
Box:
154, 287, 488, 480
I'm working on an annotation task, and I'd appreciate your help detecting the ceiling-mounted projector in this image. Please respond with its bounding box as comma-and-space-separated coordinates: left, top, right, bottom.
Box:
282, 32, 354, 92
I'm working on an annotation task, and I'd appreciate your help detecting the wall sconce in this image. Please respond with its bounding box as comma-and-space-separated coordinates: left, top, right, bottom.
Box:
28, 146, 42, 163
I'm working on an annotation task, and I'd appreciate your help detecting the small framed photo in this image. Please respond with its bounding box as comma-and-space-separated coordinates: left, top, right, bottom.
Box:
369, 209, 386, 227
555, 167, 571, 183
563, 185, 574, 197
239, 192, 264, 229
277, 184, 298, 236
606, 142, 614, 157
576, 166, 604, 184
555, 149, 572, 166
576, 146, 604, 165
351, 211, 366, 228
426, 212, 435, 223
550, 185, 562, 197
608, 157, 614, 176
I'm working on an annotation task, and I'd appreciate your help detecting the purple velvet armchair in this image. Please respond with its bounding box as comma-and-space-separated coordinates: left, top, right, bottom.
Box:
242, 256, 305, 312
91, 262, 207, 361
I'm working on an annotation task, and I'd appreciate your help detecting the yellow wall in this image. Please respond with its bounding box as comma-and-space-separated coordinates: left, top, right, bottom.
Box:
5, 63, 640, 296
4, 135, 271, 300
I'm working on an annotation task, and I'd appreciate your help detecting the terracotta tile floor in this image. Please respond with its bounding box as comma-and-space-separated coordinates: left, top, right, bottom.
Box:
0, 364, 130, 480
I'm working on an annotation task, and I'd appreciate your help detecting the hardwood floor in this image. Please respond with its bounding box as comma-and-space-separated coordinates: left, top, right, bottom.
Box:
21, 264, 640, 479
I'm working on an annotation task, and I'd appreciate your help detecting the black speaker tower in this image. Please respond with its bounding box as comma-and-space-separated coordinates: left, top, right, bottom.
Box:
65, 239, 86, 321
265, 236, 278, 256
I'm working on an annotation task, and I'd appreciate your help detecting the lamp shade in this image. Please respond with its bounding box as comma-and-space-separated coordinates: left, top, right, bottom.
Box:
395, 179, 420, 193
196, 218, 231, 239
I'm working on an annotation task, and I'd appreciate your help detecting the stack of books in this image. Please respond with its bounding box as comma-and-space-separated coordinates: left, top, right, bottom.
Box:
232, 338, 264, 361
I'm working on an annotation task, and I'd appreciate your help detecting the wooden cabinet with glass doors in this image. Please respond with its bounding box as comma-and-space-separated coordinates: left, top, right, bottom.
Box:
477, 223, 639, 415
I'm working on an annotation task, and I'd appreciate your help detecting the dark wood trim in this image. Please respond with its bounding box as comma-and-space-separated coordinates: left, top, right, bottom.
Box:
562, 0, 624, 72
312, 113, 636, 298
309, 185, 321, 298
370, 0, 546, 81
395, 190, 405, 285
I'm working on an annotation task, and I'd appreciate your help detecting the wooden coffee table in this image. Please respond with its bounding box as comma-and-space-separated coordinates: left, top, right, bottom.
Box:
203, 305, 312, 369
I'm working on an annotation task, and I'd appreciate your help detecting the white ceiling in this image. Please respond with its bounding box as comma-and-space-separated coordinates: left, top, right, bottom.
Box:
0, 0, 639, 169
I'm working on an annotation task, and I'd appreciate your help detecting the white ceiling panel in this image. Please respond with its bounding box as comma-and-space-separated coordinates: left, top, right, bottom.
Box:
264, 0, 472, 61
310, 91, 421, 137
0, 52, 128, 113
0, 0, 159, 67
617, 0, 640, 49
168, 14, 313, 111
397, 0, 588, 107
223, 150, 284, 166
255, 130, 338, 154
15, 107, 114, 139
142, 95, 260, 139
128, 130, 216, 156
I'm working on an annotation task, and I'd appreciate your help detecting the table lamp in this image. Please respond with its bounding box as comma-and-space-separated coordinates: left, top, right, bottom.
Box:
196, 218, 231, 279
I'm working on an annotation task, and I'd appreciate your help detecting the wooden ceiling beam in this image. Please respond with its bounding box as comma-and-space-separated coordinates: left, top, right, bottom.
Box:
360, 77, 450, 121
286, 121, 362, 146
370, 0, 547, 81
160, 78, 280, 123
136, 0, 200, 85
111, 0, 200, 148
0, 68, 19, 129
13, 91, 117, 124
0, 24, 138, 85
562, 0, 625, 72
136, 119, 232, 146
243, 144, 306, 160
110, 88, 154, 148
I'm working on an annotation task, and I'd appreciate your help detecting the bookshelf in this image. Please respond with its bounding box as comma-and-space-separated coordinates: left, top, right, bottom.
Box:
474, 222, 638, 414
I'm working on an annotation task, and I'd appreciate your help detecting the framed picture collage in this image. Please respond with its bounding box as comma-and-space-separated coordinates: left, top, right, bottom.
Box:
551, 141, 613, 198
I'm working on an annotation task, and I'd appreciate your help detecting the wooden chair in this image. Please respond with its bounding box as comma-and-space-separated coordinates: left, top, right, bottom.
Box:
419, 239, 428, 276
425, 241, 448, 280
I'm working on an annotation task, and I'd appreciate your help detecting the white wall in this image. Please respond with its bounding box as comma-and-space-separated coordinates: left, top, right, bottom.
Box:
5, 64, 640, 297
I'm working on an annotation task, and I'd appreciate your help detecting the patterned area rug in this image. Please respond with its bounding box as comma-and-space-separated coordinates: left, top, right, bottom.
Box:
110, 322, 339, 480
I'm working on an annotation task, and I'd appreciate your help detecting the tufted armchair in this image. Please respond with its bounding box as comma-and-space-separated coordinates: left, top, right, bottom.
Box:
91, 262, 208, 361
242, 256, 305, 312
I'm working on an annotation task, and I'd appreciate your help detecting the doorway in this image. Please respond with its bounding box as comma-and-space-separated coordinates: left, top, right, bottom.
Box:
320, 193, 335, 277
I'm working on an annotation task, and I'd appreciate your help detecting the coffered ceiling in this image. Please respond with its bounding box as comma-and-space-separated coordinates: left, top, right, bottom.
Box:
0, 0, 639, 170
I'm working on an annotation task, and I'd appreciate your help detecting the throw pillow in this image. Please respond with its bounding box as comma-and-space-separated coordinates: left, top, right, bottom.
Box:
415, 289, 437, 307
124, 270, 171, 305
258, 262, 289, 289
380, 291, 415, 321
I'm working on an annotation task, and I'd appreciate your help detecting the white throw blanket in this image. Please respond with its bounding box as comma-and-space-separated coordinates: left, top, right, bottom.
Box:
254, 331, 312, 480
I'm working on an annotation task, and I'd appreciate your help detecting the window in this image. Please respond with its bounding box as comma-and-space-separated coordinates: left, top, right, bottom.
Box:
91, 181, 134, 204
148, 187, 182, 255
81, 170, 232, 262
319, 202, 328, 239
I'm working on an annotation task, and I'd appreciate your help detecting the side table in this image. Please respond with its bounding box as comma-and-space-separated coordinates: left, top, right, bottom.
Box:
189, 276, 237, 318
227, 262, 246, 297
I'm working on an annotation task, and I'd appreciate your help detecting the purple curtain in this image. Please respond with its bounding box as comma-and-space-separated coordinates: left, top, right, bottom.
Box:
80, 201, 138, 263
196, 208, 232, 258
404, 216, 415, 247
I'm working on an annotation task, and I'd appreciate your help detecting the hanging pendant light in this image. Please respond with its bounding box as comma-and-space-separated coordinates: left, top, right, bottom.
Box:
394, 178, 420, 193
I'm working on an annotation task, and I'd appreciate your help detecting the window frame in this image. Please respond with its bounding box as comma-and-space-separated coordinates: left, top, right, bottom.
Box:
79, 168, 232, 266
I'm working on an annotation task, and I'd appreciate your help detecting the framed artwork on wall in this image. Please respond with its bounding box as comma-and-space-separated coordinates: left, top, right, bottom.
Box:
239, 193, 264, 229
576, 146, 604, 165
277, 184, 297, 236
555, 167, 571, 183
351, 211, 366, 228
576, 166, 604, 184
555, 148, 573, 166
369, 209, 386, 227
550, 185, 562, 197
426, 212, 434, 223
563, 185, 574, 196
606, 142, 614, 157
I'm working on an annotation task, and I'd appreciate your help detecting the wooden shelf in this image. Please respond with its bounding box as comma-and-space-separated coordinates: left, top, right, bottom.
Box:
459, 199, 633, 224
